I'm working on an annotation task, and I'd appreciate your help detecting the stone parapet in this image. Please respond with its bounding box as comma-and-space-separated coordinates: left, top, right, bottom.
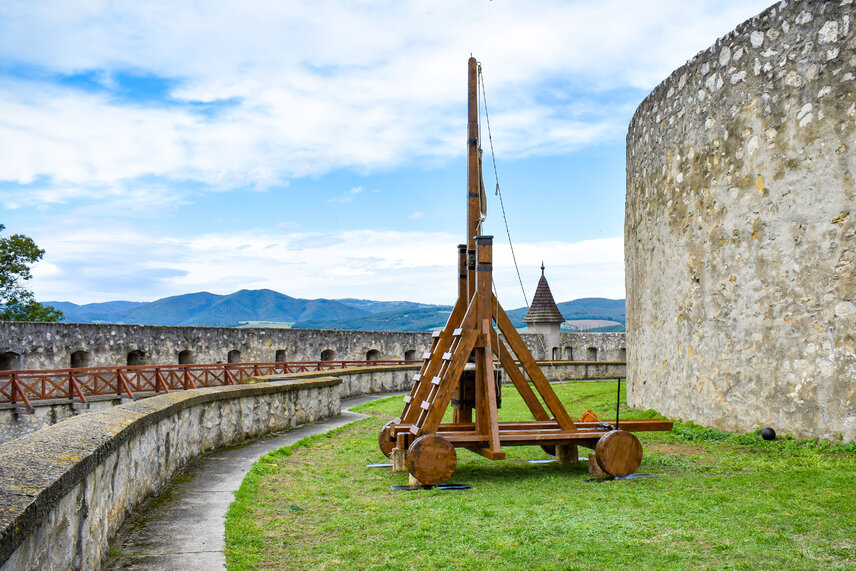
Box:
0, 322, 625, 371
259, 361, 626, 390
0, 361, 628, 446
0, 377, 342, 570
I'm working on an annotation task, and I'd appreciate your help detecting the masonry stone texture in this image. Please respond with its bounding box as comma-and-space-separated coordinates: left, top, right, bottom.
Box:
626, 0, 855, 440
0, 322, 624, 371
0, 378, 342, 570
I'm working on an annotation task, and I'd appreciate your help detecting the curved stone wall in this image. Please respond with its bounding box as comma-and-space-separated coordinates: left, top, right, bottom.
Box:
0, 360, 628, 445
626, 0, 855, 440
0, 378, 341, 570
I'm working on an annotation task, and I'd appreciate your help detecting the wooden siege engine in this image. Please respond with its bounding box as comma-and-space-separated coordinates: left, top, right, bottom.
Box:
378, 57, 672, 486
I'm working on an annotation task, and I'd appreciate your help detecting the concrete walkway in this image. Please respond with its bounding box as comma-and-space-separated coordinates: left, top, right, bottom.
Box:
105, 393, 398, 570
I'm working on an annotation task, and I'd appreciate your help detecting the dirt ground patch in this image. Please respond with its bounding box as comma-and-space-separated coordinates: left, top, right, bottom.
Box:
646, 443, 707, 455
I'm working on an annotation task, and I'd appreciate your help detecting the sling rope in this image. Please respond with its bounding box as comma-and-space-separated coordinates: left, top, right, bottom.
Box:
478, 63, 592, 418
477, 64, 531, 314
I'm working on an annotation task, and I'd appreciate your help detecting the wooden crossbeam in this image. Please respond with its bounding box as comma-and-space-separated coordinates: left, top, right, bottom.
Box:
492, 292, 576, 431
489, 328, 550, 421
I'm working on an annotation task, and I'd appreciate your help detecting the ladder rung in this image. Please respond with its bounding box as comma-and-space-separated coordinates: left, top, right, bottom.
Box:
422, 352, 431, 359
403, 395, 411, 403
412, 374, 421, 381
431, 376, 441, 385
409, 425, 420, 436
432, 331, 442, 338
420, 400, 431, 410
453, 328, 463, 336
442, 352, 452, 360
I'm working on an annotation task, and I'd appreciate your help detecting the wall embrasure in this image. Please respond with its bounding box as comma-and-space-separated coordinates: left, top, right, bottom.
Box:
626, 0, 855, 440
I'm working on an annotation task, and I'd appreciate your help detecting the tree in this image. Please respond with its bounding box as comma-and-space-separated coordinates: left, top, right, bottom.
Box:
0, 224, 63, 322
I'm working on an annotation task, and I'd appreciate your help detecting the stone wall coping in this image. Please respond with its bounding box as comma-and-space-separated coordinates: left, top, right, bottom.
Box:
0, 376, 341, 566
279, 364, 420, 378
244, 361, 627, 384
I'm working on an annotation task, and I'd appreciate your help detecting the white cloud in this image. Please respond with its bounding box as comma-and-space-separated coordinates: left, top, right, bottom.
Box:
408, 211, 425, 220
0, 0, 772, 198
326, 186, 364, 204
4, 0, 770, 305
30, 225, 625, 305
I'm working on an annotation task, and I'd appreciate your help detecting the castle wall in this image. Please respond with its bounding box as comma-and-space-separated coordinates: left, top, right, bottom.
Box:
0, 322, 432, 369
0, 322, 625, 370
0, 378, 342, 570
626, 0, 855, 440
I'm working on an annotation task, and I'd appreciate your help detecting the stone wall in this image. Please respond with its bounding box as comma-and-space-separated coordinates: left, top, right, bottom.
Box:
0, 377, 342, 570
626, 0, 855, 440
0, 322, 624, 371
0, 361, 627, 445
0, 322, 433, 370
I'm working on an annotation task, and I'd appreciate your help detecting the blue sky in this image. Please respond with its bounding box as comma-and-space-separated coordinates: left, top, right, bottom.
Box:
0, 0, 773, 306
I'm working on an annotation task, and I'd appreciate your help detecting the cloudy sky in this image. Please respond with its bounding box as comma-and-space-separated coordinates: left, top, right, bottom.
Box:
0, 0, 773, 307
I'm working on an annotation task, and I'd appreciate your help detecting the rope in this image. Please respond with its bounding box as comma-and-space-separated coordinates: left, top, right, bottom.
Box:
478, 63, 592, 418
477, 64, 530, 312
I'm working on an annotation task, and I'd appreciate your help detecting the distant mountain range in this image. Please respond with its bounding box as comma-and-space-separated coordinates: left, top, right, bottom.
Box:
45, 289, 625, 332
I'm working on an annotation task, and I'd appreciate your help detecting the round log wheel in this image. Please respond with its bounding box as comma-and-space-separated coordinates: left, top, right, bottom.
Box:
594, 430, 643, 477
378, 421, 395, 458
407, 434, 457, 485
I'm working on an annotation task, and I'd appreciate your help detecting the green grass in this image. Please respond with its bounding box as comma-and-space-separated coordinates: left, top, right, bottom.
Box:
225, 381, 856, 570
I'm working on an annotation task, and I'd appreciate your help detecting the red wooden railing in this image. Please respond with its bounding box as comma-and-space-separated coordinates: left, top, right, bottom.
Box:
0, 360, 419, 408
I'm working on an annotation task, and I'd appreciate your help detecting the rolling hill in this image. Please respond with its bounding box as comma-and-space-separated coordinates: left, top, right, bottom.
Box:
46, 289, 368, 327
45, 290, 625, 332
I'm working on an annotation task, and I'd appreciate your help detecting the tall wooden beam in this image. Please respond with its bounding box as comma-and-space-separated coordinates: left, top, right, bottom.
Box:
466, 56, 480, 303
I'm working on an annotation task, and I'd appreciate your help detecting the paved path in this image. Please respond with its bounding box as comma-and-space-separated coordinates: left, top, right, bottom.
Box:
106, 393, 398, 570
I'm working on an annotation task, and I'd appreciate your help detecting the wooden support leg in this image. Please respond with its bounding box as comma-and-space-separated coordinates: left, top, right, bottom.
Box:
556, 443, 579, 465
391, 448, 407, 472
408, 474, 427, 487
588, 453, 608, 477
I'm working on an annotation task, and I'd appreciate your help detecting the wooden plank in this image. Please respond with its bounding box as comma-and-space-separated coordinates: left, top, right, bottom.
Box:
392, 419, 673, 436
472, 447, 506, 460
584, 419, 674, 432
480, 318, 502, 455
442, 431, 603, 444
420, 329, 480, 435
490, 328, 549, 421
492, 293, 576, 431
401, 295, 467, 423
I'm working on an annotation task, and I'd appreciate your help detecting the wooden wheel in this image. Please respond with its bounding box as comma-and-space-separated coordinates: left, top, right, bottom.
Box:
407, 434, 457, 485
378, 421, 396, 458
594, 430, 642, 477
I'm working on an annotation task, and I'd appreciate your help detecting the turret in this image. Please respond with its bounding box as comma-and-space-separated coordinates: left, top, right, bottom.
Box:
523, 263, 564, 359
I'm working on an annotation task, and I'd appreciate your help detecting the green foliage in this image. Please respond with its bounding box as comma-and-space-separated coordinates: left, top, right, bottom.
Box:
0, 224, 63, 322
225, 381, 856, 570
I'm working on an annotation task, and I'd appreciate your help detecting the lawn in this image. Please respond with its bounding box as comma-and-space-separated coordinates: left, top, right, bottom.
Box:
225, 381, 856, 570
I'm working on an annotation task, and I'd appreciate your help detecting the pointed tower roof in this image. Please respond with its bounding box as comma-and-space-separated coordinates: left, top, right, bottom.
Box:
523, 263, 565, 324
